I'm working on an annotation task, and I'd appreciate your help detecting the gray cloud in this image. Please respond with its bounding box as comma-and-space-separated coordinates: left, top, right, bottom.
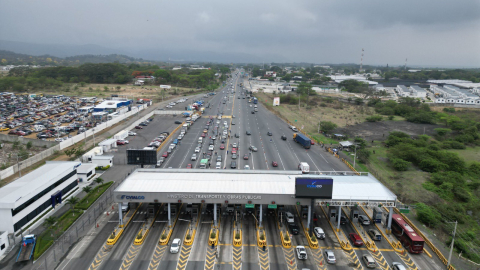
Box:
0, 0, 479, 66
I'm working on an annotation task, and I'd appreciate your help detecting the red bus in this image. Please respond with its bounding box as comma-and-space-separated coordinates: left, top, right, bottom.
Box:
391, 214, 424, 254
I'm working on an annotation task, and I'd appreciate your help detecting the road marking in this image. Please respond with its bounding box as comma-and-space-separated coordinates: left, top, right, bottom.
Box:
309, 248, 327, 270
147, 245, 167, 270
282, 247, 297, 270
119, 245, 142, 270
233, 245, 242, 270
204, 246, 217, 270
88, 244, 113, 270
176, 245, 193, 270
257, 245, 270, 270
306, 152, 321, 171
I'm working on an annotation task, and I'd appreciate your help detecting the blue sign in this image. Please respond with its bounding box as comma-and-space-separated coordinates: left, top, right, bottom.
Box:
295, 178, 333, 199
121, 195, 145, 200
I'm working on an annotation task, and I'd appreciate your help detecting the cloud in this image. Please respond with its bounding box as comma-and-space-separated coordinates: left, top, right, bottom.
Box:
197, 11, 211, 23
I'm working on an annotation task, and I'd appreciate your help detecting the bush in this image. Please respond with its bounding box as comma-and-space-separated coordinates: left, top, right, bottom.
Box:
391, 158, 409, 171
235, 232, 240, 239
365, 115, 383, 122
161, 233, 167, 240
415, 203, 441, 228
210, 232, 216, 238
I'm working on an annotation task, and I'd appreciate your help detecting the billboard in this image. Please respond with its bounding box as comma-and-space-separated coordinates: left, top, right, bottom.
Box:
295, 178, 333, 199
127, 149, 158, 165
273, 97, 280, 106
160, 85, 172, 89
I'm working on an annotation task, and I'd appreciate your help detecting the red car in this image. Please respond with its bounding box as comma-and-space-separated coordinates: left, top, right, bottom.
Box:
349, 233, 363, 247
243, 154, 249, 160
201, 133, 206, 137
162, 152, 169, 158
220, 144, 225, 150
272, 161, 278, 167
135, 126, 143, 129
311, 141, 315, 145
186, 164, 192, 169
116, 140, 126, 145
16, 131, 26, 136
231, 148, 237, 154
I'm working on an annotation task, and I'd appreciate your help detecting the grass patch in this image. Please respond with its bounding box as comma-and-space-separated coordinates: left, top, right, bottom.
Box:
76, 181, 114, 210
33, 209, 83, 260
309, 133, 338, 145
449, 146, 480, 163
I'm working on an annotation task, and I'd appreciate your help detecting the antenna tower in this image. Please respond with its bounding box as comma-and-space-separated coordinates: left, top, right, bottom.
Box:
404, 58, 407, 70
360, 48, 364, 72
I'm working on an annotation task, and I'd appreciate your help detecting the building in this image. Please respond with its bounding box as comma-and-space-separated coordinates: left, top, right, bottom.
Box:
93, 99, 132, 114
0, 162, 80, 233
430, 84, 479, 104
0, 230, 8, 257
91, 155, 114, 167
98, 139, 117, 152
265, 71, 276, 78
82, 146, 104, 163
77, 164, 97, 183
396, 85, 427, 99
328, 75, 378, 85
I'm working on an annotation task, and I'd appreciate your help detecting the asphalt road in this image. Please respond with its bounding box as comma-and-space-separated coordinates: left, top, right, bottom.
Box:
52, 70, 442, 270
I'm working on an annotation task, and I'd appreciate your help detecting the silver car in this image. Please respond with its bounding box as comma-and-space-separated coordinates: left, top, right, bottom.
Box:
391, 262, 407, 270
324, 250, 336, 264
359, 215, 371, 225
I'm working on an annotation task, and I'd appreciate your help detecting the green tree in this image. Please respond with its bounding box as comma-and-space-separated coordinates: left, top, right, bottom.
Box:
320, 121, 337, 134
26, 141, 33, 149
66, 197, 80, 215
94, 178, 104, 192
43, 216, 58, 237
82, 186, 93, 203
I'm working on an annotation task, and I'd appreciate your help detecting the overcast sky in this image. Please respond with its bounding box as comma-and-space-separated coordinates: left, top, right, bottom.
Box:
1, 0, 479, 66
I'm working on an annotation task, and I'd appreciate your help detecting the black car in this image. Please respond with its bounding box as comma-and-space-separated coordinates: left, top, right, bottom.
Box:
338, 216, 347, 225
174, 120, 182, 124
139, 122, 148, 126
235, 133, 239, 138
230, 161, 237, 169
246, 130, 251, 135
281, 135, 287, 140
288, 222, 300, 235
251, 111, 255, 114
267, 131, 273, 136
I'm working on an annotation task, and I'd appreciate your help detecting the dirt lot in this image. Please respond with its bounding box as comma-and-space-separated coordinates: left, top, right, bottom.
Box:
0, 141, 48, 168
333, 121, 442, 141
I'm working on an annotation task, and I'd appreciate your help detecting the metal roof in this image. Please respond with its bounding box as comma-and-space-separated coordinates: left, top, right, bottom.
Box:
91, 155, 114, 160
0, 161, 79, 208
77, 164, 96, 174
116, 169, 397, 202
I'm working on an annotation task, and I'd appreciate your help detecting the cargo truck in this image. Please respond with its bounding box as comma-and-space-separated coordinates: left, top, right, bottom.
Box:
293, 133, 311, 149
16, 235, 36, 262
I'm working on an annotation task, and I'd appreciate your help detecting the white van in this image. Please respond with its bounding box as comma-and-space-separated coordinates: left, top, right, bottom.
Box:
198, 137, 203, 144
298, 162, 310, 174
285, 212, 295, 223
216, 162, 221, 169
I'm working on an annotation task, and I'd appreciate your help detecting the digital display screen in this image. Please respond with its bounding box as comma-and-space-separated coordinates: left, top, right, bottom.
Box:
295, 178, 333, 199
127, 149, 158, 165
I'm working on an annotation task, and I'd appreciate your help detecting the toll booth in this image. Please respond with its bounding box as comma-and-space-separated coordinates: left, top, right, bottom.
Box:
372, 206, 383, 223
267, 204, 276, 216
245, 204, 255, 215
328, 206, 337, 223
350, 206, 359, 223
192, 204, 200, 217
147, 204, 155, 218
301, 205, 308, 219
165, 203, 178, 216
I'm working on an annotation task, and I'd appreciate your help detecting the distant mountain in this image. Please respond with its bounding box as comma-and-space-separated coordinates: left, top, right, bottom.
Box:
0, 40, 289, 64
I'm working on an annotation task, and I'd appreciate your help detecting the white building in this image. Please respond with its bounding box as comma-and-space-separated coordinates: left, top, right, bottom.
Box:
82, 146, 104, 163
396, 85, 427, 99
328, 74, 378, 85
91, 155, 114, 167
0, 230, 8, 257
431, 84, 479, 104
0, 162, 80, 233
77, 164, 97, 183
98, 139, 117, 152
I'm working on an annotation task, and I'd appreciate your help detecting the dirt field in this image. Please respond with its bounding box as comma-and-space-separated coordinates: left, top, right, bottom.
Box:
0, 141, 48, 168
333, 121, 442, 141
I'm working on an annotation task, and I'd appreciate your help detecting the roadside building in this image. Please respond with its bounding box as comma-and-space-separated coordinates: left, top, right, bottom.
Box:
0, 161, 80, 233
91, 155, 114, 168
77, 164, 97, 183
82, 146, 104, 163
0, 231, 8, 257
98, 139, 117, 152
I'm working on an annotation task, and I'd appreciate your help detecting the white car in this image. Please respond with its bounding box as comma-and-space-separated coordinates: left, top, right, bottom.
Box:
170, 238, 181, 253
208, 145, 214, 151
324, 250, 336, 264
232, 143, 237, 148
244, 165, 250, 170
128, 132, 136, 136
314, 227, 325, 239
191, 154, 197, 161
296, 246, 307, 260
359, 215, 371, 225
195, 147, 200, 153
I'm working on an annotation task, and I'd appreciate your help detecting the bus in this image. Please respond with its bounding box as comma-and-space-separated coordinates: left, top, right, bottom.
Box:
253, 97, 258, 104
391, 214, 424, 254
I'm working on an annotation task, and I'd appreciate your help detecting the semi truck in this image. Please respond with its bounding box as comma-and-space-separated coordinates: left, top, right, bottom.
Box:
16, 234, 36, 262
293, 133, 311, 149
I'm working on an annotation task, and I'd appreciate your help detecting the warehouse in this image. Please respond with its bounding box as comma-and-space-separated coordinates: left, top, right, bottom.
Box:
93, 98, 132, 114
0, 161, 80, 233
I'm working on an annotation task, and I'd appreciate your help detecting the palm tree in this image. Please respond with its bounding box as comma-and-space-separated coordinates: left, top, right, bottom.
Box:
94, 178, 104, 193
43, 216, 57, 237
82, 186, 93, 203
66, 197, 80, 216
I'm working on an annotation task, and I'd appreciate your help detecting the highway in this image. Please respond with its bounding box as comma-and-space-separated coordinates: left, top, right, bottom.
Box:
53, 70, 444, 270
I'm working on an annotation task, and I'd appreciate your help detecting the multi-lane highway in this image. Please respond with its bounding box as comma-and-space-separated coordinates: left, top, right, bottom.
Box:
55, 70, 444, 270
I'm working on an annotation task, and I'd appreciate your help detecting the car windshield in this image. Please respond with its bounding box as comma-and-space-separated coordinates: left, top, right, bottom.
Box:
172, 243, 178, 247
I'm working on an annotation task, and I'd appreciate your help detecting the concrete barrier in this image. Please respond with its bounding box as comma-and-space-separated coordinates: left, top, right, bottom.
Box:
208, 228, 219, 247
257, 228, 267, 247
280, 231, 292, 248
233, 228, 242, 247
107, 228, 124, 245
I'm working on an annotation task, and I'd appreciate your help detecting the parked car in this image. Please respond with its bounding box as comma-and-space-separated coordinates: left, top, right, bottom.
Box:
135, 126, 143, 129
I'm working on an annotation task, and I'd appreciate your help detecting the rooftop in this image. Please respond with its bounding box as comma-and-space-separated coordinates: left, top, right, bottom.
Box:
77, 163, 97, 174
116, 169, 397, 202
91, 155, 114, 160
0, 161, 79, 208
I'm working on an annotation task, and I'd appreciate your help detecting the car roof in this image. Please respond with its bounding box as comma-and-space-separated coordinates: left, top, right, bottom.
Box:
314, 227, 324, 233
325, 250, 334, 255
173, 238, 181, 243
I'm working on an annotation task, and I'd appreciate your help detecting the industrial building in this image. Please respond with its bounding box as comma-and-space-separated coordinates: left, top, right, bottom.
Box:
396, 85, 427, 99
0, 161, 81, 233
431, 84, 480, 104
93, 98, 132, 114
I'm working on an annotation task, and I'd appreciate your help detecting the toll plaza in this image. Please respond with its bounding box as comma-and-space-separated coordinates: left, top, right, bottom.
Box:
109, 169, 400, 269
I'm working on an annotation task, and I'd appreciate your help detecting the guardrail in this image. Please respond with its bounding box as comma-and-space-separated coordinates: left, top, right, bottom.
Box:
391, 208, 457, 270
341, 158, 360, 175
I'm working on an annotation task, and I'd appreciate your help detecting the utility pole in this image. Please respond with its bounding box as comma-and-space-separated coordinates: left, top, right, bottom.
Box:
353, 144, 357, 169
447, 221, 457, 269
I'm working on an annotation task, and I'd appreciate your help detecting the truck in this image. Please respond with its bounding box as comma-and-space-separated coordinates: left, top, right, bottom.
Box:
298, 162, 310, 174
16, 235, 36, 262
199, 159, 208, 169
293, 133, 311, 149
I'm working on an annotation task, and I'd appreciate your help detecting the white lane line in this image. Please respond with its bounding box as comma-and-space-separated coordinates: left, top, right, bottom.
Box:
306, 152, 321, 171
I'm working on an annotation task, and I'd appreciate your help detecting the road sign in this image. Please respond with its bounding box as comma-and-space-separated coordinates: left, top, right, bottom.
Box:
295, 120, 297, 122
399, 209, 410, 214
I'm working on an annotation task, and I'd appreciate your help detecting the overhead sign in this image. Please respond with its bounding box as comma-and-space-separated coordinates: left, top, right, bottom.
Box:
160, 85, 172, 89
127, 149, 157, 165
273, 97, 280, 106
295, 178, 333, 199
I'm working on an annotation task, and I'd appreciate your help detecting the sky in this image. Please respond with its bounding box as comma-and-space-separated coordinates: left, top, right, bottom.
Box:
1, 0, 480, 66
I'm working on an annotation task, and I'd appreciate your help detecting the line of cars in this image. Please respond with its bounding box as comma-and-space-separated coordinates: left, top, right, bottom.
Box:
165, 98, 188, 109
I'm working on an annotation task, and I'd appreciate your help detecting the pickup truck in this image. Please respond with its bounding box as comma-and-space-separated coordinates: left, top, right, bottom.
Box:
296, 246, 308, 260
16, 235, 36, 262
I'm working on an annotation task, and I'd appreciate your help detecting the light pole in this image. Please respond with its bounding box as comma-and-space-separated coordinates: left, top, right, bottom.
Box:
353, 144, 357, 169
446, 221, 457, 269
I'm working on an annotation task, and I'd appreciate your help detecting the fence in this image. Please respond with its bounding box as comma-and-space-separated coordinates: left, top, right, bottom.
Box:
0, 105, 149, 181
30, 179, 126, 270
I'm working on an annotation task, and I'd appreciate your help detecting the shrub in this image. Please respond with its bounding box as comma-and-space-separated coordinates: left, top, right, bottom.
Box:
415, 203, 441, 228
391, 158, 409, 171
210, 232, 216, 238
235, 232, 240, 239
365, 115, 383, 122
161, 233, 167, 240
260, 234, 265, 240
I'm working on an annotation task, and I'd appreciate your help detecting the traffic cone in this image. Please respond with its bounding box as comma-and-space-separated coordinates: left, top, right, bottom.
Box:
290, 260, 293, 265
